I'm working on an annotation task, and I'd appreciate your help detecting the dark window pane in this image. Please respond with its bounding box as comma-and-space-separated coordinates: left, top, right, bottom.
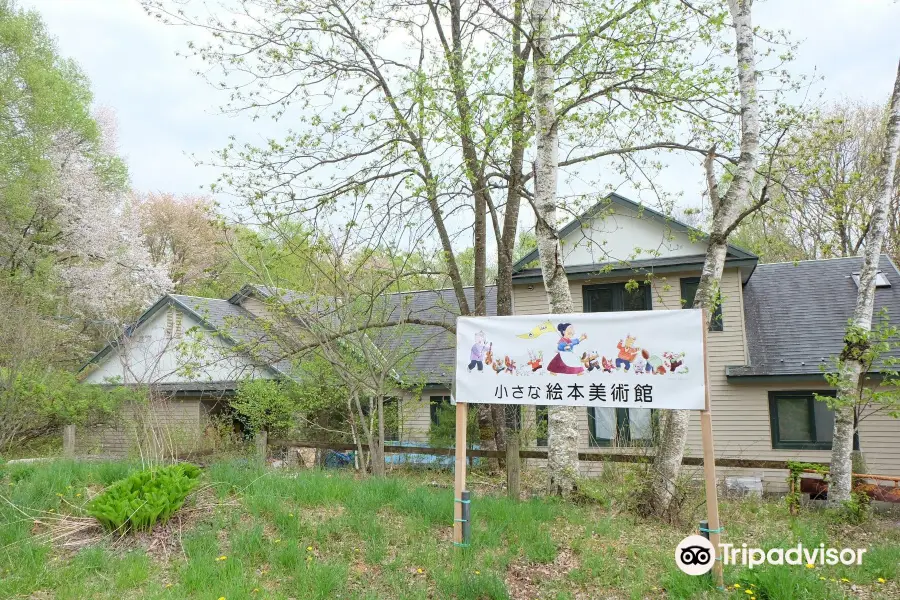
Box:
777, 397, 813, 442
813, 400, 835, 444
384, 398, 399, 441
680, 277, 723, 331
585, 287, 614, 312
623, 284, 651, 311
430, 396, 450, 426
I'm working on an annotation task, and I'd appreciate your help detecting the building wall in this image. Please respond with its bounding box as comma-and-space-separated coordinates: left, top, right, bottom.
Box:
83, 305, 271, 385
510, 268, 900, 490
559, 203, 709, 266
77, 397, 204, 457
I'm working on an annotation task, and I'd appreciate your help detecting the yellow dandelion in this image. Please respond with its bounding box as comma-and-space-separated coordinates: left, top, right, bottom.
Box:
734, 584, 741, 589
165, 583, 173, 588
416, 568, 424, 574
830, 578, 837, 582
289, 513, 294, 517
76, 493, 81, 497
216, 555, 227, 562
354, 548, 360, 552
252, 589, 259, 594
805, 563, 815, 569
819, 576, 826, 580
841, 578, 849, 582
306, 556, 313, 561
745, 590, 753, 595
307, 546, 313, 551
475, 570, 480, 575
878, 577, 886, 583
751, 597, 756, 600
218, 597, 226, 600
274, 539, 281, 544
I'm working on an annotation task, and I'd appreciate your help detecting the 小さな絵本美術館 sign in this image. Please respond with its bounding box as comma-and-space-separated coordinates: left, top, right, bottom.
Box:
454, 309, 706, 410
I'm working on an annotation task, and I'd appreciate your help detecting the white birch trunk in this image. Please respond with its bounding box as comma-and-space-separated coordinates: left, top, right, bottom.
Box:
829, 60, 900, 504
531, 0, 580, 496
644, 0, 760, 516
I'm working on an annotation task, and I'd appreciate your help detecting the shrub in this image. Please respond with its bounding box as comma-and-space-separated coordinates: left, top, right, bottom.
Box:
86, 463, 201, 533
231, 380, 297, 437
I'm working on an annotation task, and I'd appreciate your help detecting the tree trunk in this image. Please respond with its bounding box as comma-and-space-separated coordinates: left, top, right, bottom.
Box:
374, 395, 386, 477
829, 59, 900, 504
643, 0, 760, 517
493, 0, 527, 497
531, 0, 579, 497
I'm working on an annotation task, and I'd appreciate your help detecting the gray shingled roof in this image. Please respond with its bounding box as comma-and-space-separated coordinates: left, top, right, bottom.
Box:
374, 286, 497, 385
170, 294, 293, 376
728, 255, 900, 378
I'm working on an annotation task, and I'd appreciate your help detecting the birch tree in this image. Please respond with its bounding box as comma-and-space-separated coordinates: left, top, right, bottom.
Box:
643, 0, 762, 516
827, 60, 900, 505
529, 0, 581, 496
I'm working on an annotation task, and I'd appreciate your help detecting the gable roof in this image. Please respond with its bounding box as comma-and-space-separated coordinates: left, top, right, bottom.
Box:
727, 255, 900, 379
512, 192, 757, 272
79, 294, 288, 379
376, 286, 497, 385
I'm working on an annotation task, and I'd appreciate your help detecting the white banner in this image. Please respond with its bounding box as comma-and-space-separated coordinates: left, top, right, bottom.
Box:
454, 310, 706, 410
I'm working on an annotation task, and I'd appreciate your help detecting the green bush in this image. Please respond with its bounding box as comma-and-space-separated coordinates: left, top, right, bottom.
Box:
86, 463, 201, 533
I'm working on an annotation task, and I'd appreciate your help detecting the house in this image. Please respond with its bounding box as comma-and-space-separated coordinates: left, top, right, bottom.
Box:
81, 193, 900, 490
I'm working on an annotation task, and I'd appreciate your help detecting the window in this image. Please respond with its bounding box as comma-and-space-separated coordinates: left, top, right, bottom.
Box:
583, 282, 652, 312
588, 407, 656, 447
165, 307, 184, 338
680, 277, 723, 331
536, 405, 548, 447
768, 391, 856, 450
429, 395, 451, 426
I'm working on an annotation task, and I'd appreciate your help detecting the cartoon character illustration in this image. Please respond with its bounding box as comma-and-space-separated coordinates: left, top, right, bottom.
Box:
504, 355, 517, 375
517, 320, 555, 339
664, 351, 686, 373
467, 331, 489, 372
642, 349, 667, 374
633, 358, 646, 373
616, 334, 639, 371
492, 359, 506, 374
547, 323, 588, 375
527, 350, 544, 372
580, 352, 601, 371
485, 342, 494, 366
601, 356, 615, 373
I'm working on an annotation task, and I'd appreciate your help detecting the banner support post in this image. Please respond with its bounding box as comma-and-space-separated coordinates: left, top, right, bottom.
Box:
700, 310, 724, 587
453, 400, 468, 545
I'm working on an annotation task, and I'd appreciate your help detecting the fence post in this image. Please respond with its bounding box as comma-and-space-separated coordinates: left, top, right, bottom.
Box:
255, 430, 268, 465
63, 425, 76, 458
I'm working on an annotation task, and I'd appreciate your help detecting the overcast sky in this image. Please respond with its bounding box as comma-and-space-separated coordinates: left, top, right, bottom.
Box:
22, 0, 900, 215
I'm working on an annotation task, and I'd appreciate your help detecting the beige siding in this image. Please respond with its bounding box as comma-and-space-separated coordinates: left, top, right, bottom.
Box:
398, 388, 452, 444
78, 398, 203, 457
510, 269, 900, 489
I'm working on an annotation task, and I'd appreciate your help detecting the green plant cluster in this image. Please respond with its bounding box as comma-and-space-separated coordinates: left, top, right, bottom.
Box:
86, 463, 201, 533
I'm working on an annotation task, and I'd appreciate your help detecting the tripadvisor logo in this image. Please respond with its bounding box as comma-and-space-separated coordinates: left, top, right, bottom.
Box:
675, 535, 716, 576
675, 536, 868, 575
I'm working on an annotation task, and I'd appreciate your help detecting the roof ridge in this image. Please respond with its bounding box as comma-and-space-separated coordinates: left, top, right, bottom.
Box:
755, 254, 892, 267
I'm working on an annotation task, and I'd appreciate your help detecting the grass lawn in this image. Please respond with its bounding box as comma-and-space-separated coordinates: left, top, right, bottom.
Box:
1, 459, 898, 599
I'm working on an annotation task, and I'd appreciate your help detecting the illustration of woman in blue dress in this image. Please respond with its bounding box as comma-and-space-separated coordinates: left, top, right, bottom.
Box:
546, 322, 587, 375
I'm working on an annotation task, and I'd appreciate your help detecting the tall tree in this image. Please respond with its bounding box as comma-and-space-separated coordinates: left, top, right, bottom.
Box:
643, 0, 762, 517
828, 60, 900, 505
530, 0, 580, 496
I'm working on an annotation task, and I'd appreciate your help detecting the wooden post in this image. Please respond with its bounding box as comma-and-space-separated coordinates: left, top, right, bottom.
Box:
63, 425, 76, 458
453, 401, 468, 545
256, 429, 268, 465
700, 311, 724, 587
